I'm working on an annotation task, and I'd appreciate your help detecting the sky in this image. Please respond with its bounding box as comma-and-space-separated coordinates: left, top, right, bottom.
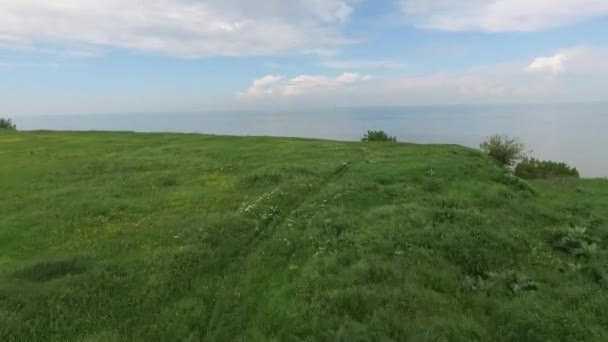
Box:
2, 0, 608, 116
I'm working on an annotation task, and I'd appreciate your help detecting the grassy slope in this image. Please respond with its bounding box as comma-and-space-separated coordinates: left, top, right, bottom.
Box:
1, 131, 607, 341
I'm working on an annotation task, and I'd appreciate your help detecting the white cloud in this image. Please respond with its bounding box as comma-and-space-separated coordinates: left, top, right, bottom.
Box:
238, 72, 372, 99
527, 54, 569, 75
526, 48, 587, 75
400, 0, 608, 32
525, 47, 606, 77
0, 0, 357, 57
0, 60, 86, 70
237, 75, 285, 97
321, 59, 405, 69
238, 46, 608, 105
305, 0, 354, 23
0, 41, 104, 59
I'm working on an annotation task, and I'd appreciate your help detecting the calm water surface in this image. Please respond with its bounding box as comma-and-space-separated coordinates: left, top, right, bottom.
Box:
16, 103, 608, 177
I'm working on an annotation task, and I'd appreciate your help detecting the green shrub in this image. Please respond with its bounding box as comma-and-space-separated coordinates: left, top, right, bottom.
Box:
515, 158, 579, 179
551, 226, 598, 259
0, 118, 16, 131
361, 130, 396, 143
480, 134, 525, 166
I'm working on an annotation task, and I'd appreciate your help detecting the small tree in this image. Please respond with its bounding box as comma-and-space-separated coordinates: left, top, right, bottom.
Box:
0, 118, 16, 131
361, 130, 397, 143
480, 134, 526, 166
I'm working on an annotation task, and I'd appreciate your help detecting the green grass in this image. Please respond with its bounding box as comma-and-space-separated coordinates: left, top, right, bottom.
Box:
1, 131, 607, 341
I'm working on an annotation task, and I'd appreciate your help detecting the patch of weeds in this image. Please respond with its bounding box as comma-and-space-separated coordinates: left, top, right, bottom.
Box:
291, 166, 319, 178
374, 176, 392, 185
417, 168, 444, 192
433, 208, 457, 224
461, 209, 487, 227
438, 200, 485, 226
588, 267, 608, 288
350, 259, 395, 285
563, 204, 592, 218
450, 249, 491, 279
462, 148, 486, 159
553, 238, 598, 258
462, 271, 538, 295
531, 246, 560, 267
261, 205, 281, 224
482, 190, 513, 208
494, 172, 535, 195
366, 205, 399, 220
323, 217, 350, 237
589, 216, 605, 229
82, 331, 122, 342
327, 288, 378, 321
440, 198, 461, 209
552, 226, 600, 259
240, 187, 284, 216
503, 272, 539, 294
558, 262, 583, 273
199, 213, 256, 249
423, 178, 443, 192
462, 274, 486, 292
334, 319, 382, 341
334, 161, 350, 175
244, 167, 283, 185
160, 176, 178, 187
11, 257, 92, 283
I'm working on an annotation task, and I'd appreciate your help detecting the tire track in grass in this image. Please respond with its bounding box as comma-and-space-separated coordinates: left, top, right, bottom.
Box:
267, 161, 351, 231
203, 160, 358, 335
243, 160, 355, 258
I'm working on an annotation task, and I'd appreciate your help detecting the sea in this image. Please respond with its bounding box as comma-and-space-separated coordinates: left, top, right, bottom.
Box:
14, 103, 608, 178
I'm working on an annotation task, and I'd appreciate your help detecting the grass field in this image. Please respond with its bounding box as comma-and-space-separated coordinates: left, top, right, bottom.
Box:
1, 131, 607, 341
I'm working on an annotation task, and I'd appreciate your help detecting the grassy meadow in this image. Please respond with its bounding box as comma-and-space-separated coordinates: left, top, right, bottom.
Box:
1, 131, 607, 341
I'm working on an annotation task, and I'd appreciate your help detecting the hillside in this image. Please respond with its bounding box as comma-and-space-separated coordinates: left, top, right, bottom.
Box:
1, 131, 607, 341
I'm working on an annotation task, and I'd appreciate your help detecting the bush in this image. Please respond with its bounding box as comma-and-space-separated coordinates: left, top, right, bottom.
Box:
515, 158, 579, 179
361, 130, 397, 143
0, 118, 16, 131
480, 134, 525, 166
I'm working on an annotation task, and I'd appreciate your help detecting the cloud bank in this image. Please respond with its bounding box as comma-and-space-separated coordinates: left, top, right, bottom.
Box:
400, 0, 608, 32
0, 0, 356, 57
238, 73, 372, 99
238, 46, 608, 105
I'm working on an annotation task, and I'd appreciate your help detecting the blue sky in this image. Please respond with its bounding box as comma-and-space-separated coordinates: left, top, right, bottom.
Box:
2, 0, 608, 116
